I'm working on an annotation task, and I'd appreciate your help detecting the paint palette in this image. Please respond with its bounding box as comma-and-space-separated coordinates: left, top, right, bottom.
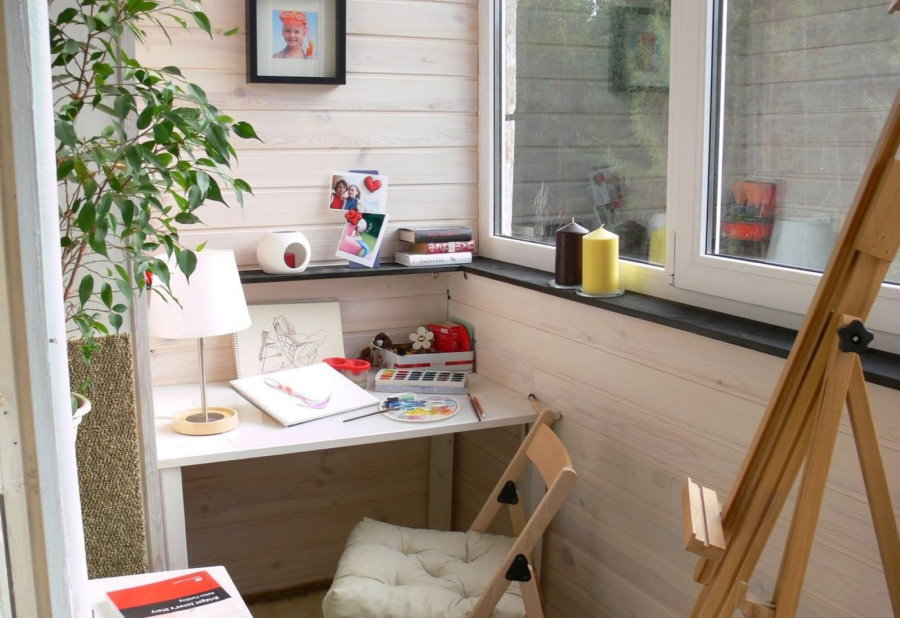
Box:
374, 368, 469, 394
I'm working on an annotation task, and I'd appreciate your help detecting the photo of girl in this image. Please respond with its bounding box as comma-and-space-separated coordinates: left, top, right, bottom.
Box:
344, 184, 362, 211
273, 10, 316, 59
329, 177, 348, 210
335, 210, 390, 268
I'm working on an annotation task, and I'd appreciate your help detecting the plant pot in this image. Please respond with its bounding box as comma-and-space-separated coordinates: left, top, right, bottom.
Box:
71, 392, 91, 439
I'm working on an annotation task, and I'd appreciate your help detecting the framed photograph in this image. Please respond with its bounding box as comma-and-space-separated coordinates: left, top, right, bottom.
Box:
328, 171, 389, 213
233, 301, 345, 377
335, 211, 390, 268
247, 0, 346, 84
609, 7, 669, 92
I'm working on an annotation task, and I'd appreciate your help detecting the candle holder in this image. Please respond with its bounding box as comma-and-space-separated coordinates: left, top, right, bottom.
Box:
576, 288, 625, 298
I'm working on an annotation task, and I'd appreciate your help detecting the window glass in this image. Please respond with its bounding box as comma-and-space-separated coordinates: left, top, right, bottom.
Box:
708, 1, 900, 283
496, 0, 671, 264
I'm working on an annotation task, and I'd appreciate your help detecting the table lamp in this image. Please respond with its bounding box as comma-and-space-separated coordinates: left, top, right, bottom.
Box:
149, 250, 251, 435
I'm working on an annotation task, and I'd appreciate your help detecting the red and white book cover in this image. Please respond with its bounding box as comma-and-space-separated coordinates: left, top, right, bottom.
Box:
407, 240, 477, 254
105, 570, 246, 617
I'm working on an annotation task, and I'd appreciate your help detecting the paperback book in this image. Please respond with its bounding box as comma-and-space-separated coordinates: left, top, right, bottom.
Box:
394, 251, 473, 266
103, 570, 248, 617
404, 240, 477, 254
397, 226, 472, 243
230, 362, 379, 426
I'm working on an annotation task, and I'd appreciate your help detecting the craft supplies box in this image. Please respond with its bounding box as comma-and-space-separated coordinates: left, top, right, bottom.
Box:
380, 345, 474, 372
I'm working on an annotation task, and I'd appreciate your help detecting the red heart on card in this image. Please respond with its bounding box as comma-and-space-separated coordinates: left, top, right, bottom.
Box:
364, 176, 382, 192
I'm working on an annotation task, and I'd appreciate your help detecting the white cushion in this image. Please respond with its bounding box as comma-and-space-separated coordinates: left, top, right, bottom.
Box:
322, 518, 526, 618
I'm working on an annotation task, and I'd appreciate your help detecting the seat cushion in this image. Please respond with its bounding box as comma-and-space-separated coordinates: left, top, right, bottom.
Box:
322, 518, 525, 618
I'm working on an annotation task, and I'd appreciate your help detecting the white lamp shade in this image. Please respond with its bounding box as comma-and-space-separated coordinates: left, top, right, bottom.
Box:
149, 250, 251, 339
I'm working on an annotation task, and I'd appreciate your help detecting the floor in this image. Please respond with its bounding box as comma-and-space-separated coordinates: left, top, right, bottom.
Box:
248, 589, 326, 617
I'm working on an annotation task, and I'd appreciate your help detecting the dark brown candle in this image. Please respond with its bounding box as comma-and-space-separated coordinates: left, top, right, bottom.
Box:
554, 218, 589, 286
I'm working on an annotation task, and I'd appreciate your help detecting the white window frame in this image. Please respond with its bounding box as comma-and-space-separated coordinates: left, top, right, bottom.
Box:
478, 0, 900, 354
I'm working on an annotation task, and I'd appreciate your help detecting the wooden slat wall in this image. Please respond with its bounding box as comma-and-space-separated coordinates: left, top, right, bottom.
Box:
450, 274, 900, 618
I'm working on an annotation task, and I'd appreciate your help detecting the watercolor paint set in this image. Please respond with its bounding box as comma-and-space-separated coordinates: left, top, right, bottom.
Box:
373, 368, 469, 394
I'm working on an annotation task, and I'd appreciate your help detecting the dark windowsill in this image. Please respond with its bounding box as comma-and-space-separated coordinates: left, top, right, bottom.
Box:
239, 257, 900, 390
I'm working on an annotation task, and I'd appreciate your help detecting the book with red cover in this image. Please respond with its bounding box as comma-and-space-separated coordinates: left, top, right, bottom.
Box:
405, 240, 477, 254
397, 226, 473, 243
105, 570, 243, 617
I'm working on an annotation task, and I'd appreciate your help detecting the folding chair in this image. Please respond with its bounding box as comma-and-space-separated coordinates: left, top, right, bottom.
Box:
322, 405, 577, 617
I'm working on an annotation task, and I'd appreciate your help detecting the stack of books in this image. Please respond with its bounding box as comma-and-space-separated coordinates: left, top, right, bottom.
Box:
394, 226, 475, 266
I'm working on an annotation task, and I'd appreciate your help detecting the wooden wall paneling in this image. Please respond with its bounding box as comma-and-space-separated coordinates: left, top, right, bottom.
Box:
451, 426, 519, 534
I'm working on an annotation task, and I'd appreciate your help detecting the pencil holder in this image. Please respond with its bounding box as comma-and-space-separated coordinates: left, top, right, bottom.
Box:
257, 230, 312, 274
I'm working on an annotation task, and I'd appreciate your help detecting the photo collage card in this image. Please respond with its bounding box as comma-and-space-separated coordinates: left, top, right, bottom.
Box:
330, 170, 389, 267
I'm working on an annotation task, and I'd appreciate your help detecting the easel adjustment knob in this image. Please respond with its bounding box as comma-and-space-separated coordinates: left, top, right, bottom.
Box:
838, 319, 874, 354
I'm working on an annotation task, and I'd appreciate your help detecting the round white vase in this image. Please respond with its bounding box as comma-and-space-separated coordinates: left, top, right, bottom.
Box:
256, 231, 312, 274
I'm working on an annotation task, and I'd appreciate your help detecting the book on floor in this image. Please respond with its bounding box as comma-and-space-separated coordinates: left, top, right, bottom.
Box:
397, 226, 473, 243
230, 362, 379, 426
394, 251, 474, 266
104, 570, 248, 617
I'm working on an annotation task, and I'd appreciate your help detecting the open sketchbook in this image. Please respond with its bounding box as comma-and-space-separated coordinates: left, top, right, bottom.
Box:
230, 362, 379, 426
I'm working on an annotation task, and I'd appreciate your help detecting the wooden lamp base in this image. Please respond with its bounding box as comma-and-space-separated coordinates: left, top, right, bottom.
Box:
172, 407, 239, 436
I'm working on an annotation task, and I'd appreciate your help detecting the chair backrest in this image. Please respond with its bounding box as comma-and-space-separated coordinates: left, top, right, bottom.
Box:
468, 407, 577, 617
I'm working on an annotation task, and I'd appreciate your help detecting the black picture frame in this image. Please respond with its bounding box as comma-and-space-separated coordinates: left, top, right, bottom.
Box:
247, 0, 346, 84
609, 6, 669, 92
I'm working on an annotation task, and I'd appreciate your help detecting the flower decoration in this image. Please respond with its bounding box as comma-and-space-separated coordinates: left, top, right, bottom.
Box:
409, 326, 434, 351
345, 209, 362, 226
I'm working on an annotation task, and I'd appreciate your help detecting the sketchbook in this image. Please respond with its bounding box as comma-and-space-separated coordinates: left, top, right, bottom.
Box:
230, 362, 379, 426
102, 569, 249, 617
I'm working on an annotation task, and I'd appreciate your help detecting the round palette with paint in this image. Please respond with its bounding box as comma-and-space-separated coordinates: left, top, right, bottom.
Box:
381, 393, 459, 423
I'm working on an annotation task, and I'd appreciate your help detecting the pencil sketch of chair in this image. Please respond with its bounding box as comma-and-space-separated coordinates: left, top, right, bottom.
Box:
257, 314, 327, 373
322, 406, 577, 617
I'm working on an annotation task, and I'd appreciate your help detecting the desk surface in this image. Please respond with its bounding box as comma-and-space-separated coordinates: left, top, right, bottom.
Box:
153, 373, 537, 469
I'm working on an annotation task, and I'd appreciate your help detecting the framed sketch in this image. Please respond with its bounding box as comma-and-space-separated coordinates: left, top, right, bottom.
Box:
247, 0, 346, 84
233, 301, 345, 377
609, 6, 669, 92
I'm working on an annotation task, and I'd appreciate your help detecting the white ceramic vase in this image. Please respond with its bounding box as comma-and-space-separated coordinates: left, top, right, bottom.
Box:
256, 230, 312, 274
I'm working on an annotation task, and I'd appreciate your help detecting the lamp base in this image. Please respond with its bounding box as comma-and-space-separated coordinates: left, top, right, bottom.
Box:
172, 407, 239, 435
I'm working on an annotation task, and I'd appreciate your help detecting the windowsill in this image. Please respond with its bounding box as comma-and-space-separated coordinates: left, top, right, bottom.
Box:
239, 257, 900, 390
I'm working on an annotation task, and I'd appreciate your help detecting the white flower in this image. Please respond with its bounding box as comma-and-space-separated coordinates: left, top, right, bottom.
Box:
409, 326, 434, 351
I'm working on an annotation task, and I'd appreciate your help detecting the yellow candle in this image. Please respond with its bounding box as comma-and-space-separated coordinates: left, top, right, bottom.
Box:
581, 226, 619, 295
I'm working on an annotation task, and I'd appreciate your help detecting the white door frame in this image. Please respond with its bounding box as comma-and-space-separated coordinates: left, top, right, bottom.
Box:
0, 0, 89, 615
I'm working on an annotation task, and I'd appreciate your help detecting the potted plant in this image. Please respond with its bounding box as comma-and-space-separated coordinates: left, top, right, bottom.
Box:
50, 0, 259, 418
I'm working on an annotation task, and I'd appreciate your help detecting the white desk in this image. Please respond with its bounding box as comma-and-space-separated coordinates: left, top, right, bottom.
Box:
89, 565, 251, 616
153, 374, 537, 570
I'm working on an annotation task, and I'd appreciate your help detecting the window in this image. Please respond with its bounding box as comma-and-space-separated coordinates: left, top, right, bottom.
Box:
481, 1, 900, 353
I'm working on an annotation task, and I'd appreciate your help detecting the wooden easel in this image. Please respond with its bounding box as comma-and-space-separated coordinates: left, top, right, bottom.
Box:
682, 92, 900, 617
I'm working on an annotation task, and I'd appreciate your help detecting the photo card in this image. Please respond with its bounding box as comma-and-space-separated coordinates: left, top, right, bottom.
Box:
335, 210, 390, 267
328, 170, 389, 213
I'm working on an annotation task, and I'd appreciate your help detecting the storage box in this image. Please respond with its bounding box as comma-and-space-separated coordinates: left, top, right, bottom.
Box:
379, 344, 474, 372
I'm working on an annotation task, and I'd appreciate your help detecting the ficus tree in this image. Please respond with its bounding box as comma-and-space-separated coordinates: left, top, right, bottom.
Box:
50, 0, 259, 364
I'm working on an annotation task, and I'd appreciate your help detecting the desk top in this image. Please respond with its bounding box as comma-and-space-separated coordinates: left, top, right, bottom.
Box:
153, 374, 536, 469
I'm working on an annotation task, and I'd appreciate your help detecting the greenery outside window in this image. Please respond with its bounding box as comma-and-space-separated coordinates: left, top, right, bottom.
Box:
481, 0, 900, 354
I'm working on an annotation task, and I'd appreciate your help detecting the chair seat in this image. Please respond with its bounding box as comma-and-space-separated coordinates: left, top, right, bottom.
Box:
323, 518, 526, 618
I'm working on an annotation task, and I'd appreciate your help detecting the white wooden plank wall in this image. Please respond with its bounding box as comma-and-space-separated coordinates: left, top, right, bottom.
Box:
136, 0, 479, 268
450, 274, 900, 618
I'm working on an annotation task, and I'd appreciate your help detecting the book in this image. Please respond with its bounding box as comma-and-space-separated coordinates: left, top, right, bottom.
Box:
394, 251, 473, 266
104, 569, 248, 617
397, 226, 473, 243
230, 362, 379, 426
374, 369, 469, 394
404, 240, 477, 254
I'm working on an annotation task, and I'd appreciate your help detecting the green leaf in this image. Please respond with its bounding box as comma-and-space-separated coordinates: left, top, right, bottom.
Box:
223, 27, 239, 36
160, 65, 183, 76
119, 199, 135, 226
175, 212, 201, 225
114, 94, 133, 120
205, 178, 224, 203
195, 170, 210, 195
109, 313, 123, 331
233, 178, 253, 193
232, 121, 260, 141
55, 120, 77, 147
55, 7, 78, 24
75, 203, 96, 232
192, 11, 212, 36
136, 104, 155, 130
100, 282, 113, 307
57, 157, 75, 180
176, 250, 197, 280
78, 275, 94, 307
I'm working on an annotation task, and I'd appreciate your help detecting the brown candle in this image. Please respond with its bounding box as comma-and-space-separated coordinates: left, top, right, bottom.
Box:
554, 218, 589, 286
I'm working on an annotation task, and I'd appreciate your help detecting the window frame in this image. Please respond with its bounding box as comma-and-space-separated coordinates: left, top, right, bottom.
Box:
478, 0, 900, 354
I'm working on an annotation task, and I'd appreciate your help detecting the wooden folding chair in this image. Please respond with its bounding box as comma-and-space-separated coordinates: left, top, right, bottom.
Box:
322, 403, 577, 618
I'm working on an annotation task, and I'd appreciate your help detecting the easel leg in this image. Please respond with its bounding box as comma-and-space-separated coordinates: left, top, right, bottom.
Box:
772, 346, 856, 615
846, 360, 900, 616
